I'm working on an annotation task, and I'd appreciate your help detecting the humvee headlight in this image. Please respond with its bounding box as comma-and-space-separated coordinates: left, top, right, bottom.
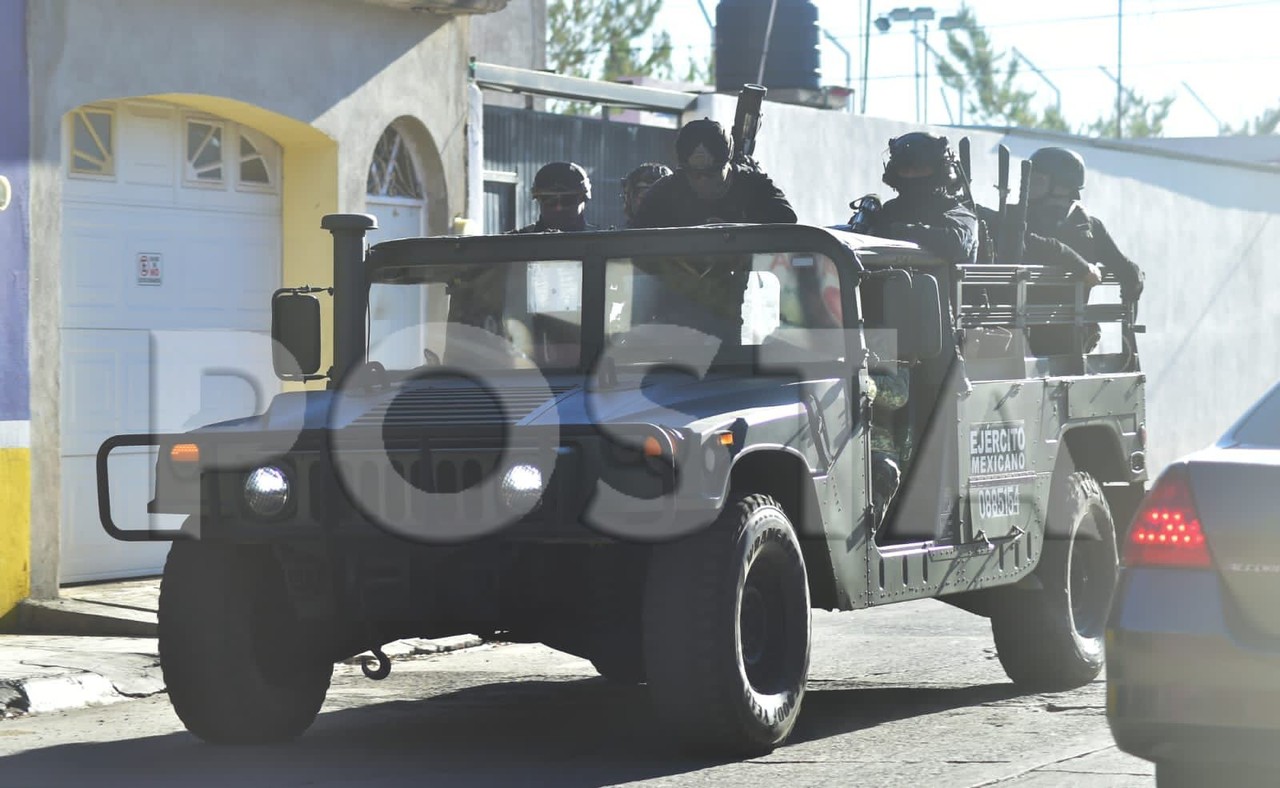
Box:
500, 463, 544, 512
244, 466, 291, 518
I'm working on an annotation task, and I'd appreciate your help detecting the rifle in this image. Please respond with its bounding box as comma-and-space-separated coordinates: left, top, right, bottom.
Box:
996, 144, 1011, 229
955, 137, 993, 265
998, 159, 1033, 265
731, 84, 768, 169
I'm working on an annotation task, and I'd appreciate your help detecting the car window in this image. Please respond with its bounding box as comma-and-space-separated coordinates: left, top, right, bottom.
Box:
1231, 383, 1280, 446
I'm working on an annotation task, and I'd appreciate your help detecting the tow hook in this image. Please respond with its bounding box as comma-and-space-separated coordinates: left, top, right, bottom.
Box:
361, 646, 392, 680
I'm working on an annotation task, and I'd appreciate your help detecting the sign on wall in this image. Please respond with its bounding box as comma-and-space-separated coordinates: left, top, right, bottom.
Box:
136, 252, 162, 286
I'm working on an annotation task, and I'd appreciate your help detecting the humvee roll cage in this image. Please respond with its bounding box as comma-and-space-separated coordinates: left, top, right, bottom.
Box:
356, 222, 1141, 361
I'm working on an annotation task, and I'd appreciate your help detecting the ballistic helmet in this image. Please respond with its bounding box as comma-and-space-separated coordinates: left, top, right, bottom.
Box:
675, 119, 733, 167
1029, 147, 1086, 193
532, 161, 591, 201
622, 162, 673, 192
882, 132, 956, 192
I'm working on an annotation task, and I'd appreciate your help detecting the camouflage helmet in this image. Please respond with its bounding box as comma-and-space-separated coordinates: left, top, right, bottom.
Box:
532, 161, 591, 201
882, 132, 956, 192
675, 118, 733, 167
1029, 147, 1086, 193
621, 162, 673, 192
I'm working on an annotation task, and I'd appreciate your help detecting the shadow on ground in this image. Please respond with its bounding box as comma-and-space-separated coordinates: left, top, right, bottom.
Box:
0, 676, 1026, 787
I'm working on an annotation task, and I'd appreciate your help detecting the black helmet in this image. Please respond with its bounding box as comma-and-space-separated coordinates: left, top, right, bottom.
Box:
882, 132, 956, 192
675, 118, 733, 167
532, 161, 591, 201
1029, 147, 1086, 193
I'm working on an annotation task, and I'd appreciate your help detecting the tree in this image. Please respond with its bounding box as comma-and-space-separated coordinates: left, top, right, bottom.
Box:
1085, 91, 1175, 139
1225, 103, 1280, 136
935, 4, 1174, 138
935, 5, 1068, 131
547, 0, 677, 84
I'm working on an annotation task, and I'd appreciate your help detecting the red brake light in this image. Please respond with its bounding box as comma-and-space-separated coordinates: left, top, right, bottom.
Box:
1124, 465, 1212, 568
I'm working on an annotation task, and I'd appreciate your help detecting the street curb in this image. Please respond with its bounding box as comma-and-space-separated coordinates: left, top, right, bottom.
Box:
1, 670, 164, 719
341, 634, 488, 667
1, 634, 487, 720
13, 598, 157, 638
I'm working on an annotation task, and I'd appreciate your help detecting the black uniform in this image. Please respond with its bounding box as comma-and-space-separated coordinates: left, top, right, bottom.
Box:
1028, 203, 1144, 303
630, 165, 797, 228
977, 204, 1096, 276
864, 192, 979, 265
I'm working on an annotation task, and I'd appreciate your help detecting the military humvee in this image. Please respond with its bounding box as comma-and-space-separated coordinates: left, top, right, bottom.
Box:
98, 214, 1147, 754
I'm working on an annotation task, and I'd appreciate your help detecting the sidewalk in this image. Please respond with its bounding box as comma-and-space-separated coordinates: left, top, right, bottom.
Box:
0, 577, 482, 719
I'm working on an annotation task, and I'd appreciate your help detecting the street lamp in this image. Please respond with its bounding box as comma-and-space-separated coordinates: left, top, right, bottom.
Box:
875, 8, 960, 124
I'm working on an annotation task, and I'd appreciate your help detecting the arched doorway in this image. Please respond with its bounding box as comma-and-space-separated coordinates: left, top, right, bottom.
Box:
366, 124, 426, 239
366, 123, 432, 370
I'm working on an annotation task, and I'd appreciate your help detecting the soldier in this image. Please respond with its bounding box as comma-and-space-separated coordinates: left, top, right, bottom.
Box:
630, 118, 797, 228
510, 161, 595, 234
620, 162, 672, 226
1024, 147, 1144, 307
983, 147, 1145, 354
851, 132, 979, 265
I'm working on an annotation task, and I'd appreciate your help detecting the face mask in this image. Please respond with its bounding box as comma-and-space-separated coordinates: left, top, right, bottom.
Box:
684, 145, 732, 200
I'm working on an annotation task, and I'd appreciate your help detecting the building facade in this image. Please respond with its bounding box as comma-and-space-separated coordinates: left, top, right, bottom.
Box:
0, 0, 544, 619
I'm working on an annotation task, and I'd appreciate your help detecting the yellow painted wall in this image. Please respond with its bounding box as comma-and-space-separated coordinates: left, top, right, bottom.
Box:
0, 449, 31, 618
154, 94, 339, 390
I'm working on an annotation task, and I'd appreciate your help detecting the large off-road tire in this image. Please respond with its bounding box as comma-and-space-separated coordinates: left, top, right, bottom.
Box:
159, 541, 333, 744
643, 494, 811, 755
990, 471, 1118, 691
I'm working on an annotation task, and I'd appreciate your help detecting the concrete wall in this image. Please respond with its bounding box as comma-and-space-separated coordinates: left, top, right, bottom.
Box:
0, 0, 31, 619
691, 93, 1280, 477
470, 0, 545, 109
24, 0, 478, 599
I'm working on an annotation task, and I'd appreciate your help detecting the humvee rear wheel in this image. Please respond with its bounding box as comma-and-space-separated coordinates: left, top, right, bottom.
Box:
643, 494, 810, 755
159, 541, 332, 744
990, 471, 1118, 691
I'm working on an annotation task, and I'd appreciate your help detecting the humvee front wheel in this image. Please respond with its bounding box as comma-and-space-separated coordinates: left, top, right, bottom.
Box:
990, 471, 1118, 691
159, 541, 332, 744
643, 494, 810, 755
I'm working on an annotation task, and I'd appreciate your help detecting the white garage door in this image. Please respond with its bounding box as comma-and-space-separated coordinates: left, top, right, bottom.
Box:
61, 101, 283, 582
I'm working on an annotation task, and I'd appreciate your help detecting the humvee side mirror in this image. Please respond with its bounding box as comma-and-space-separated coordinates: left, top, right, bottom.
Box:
272, 291, 323, 379
881, 271, 944, 362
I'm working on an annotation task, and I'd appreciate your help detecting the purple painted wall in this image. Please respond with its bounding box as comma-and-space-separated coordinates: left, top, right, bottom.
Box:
0, 0, 29, 421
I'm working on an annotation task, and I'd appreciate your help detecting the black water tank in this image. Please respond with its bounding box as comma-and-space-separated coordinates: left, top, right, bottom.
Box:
715, 0, 821, 93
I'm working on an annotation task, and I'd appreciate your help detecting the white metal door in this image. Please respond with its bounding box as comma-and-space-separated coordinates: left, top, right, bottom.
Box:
60, 101, 282, 582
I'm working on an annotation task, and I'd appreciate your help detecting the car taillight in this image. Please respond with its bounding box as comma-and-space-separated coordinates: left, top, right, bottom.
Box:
1124, 465, 1212, 568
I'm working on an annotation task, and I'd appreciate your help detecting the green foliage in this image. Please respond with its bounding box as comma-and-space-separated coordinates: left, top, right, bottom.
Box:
1085, 92, 1175, 139
935, 4, 1169, 138
547, 0, 675, 82
1224, 103, 1280, 136
935, 6, 1063, 130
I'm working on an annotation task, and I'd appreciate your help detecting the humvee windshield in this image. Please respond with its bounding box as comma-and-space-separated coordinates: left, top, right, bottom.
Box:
366, 250, 846, 373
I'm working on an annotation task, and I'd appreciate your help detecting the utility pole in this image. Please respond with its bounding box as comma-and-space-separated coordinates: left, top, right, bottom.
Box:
862, 2, 872, 113
1115, 0, 1124, 138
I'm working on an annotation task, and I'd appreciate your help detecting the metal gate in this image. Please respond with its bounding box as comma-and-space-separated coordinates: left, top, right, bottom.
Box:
483, 106, 678, 232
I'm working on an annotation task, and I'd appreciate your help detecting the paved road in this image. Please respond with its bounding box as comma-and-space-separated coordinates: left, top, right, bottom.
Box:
0, 600, 1152, 787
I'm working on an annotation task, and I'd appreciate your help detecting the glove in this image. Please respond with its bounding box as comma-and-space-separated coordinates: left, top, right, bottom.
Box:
1120, 277, 1143, 304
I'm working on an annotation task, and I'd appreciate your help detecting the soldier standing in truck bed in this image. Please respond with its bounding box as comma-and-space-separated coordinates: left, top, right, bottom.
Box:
630, 119, 797, 228
509, 161, 596, 234
851, 132, 979, 265
980, 147, 1145, 354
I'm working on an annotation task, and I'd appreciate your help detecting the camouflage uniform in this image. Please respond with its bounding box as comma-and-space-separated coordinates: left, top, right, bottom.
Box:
868, 363, 911, 517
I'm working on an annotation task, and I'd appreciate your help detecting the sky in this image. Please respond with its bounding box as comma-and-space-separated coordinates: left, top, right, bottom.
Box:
651, 0, 1280, 137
